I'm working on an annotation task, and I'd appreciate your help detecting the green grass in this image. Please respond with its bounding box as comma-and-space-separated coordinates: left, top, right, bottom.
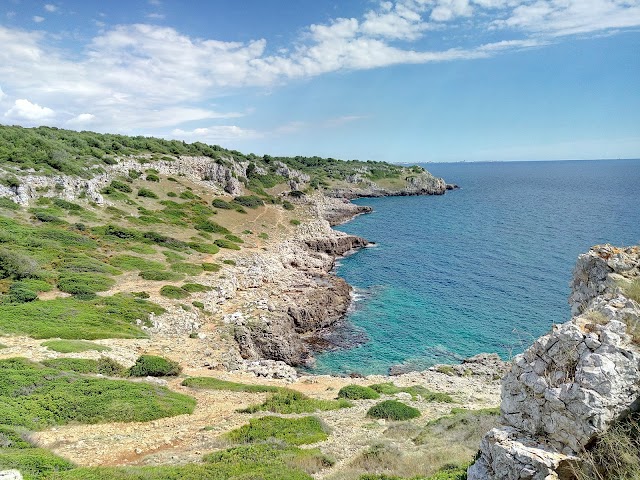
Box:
139, 270, 185, 281
0, 294, 163, 339
225, 234, 244, 244
181, 283, 212, 293
240, 389, 352, 414
227, 416, 328, 445
338, 385, 381, 400
181, 377, 282, 393
0, 447, 75, 479
202, 263, 221, 272
162, 251, 185, 262
214, 239, 241, 250
56, 273, 115, 296
367, 400, 421, 421
41, 340, 110, 353
108, 255, 165, 271
40, 358, 101, 374
170, 262, 204, 275
160, 285, 190, 299
194, 220, 230, 235
129, 355, 182, 377
137, 188, 158, 199
46, 443, 332, 479
128, 244, 156, 255
187, 242, 220, 254
0, 358, 195, 430
212, 199, 233, 209
369, 383, 454, 403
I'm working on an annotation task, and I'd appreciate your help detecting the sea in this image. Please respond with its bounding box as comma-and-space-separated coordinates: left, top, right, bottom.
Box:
311, 159, 640, 376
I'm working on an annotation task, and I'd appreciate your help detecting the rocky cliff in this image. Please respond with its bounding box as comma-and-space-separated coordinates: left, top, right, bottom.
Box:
469, 245, 640, 479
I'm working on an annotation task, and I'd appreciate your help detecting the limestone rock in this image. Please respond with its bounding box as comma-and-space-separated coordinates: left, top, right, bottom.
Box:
0, 471, 23, 480
469, 244, 640, 479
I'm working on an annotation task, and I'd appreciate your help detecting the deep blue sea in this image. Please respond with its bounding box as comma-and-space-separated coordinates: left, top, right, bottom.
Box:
311, 159, 640, 376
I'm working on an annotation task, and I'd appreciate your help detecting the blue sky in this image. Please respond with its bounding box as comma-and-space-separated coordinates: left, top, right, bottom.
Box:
0, 0, 639, 162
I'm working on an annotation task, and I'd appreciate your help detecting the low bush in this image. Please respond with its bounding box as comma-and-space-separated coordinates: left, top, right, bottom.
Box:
159, 285, 190, 299
52, 199, 82, 211
283, 200, 295, 210
145, 173, 160, 182
193, 219, 230, 235
7, 282, 38, 303
41, 358, 100, 374
170, 262, 204, 276
367, 400, 421, 421
369, 382, 454, 402
621, 278, 640, 303
129, 355, 181, 377
241, 389, 352, 414
202, 262, 222, 272
139, 270, 184, 281
179, 190, 199, 200
222, 259, 236, 265
56, 273, 115, 296
42, 340, 110, 353
338, 385, 381, 400
0, 197, 20, 210
0, 447, 75, 478
137, 188, 158, 199
211, 198, 233, 209
215, 239, 241, 250
181, 283, 212, 293
181, 377, 281, 393
0, 358, 194, 429
233, 195, 264, 208
225, 234, 244, 244
290, 219, 301, 226
108, 255, 165, 271
188, 242, 220, 254
106, 180, 132, 194
0, 248, 39, 280
227, 416, 328, 445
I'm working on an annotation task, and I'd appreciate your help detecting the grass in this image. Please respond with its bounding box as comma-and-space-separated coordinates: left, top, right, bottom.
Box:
139, 270, 184, 281
215, 239, 241, 250
160, 285, 190, 299
108, 255, 165, 271
181, 377, 282, 393
170, 262, 204, 275
0, 294, 163, 339
41, 340, 110, 353
240, 389, 352, 414
227, 416, 328, 445
0, 447, 75, 479
40, 358, 101, 374
181, 283, 212, 293
621, 278, 640, 303
202, 263, 221, 272
129, 355, 182, 377
0, 358, 195, 429
369, 383, 454, 403
367, 400, 421, 421
338, 385, 381, 400
46, 443, 332, 479
56, 273, 115, 296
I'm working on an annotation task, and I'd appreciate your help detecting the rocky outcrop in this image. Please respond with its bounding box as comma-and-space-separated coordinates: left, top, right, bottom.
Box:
328, 171, 447, 199
305, 235, 369, 256
469, 245, 640, 480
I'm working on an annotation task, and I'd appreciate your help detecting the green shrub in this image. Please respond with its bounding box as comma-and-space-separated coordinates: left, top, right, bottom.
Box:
0, 425, 32, 449
56, 273, 115, 296
108, 254, 165, 271
369, 382, 454, 402
137, 188, 159, 199
233, 195, 264, 208
188, 242, 220, 254
179, 190, 199, 200
129, 355, 181, 377
211, 198, 233, 209
225, 234, 244, 244
14, 279, 53, 293
215, 239, 241, 250
128, 244, 156, 255
202, 263, 221, 272
41, 358, 100, 374
0, 294, 163, 339
128, 169, 142, 179
181, 377, 281, 393
96, 357, 128, 377
258, 232, 269, 240
227, 416, 328, 445
145, 173, 160, 182
7, 282, 38, 303
338, 385, 381, 400
194, 219, 230, 235
241, 389, 352, 414
283, 200, 295, 210
162, 250, 185, 262
52, 199, 82, 211
166, 191, 177, 197
621, 278, 640, 304
139, 270, 184, 281
366, 400, 421, 421
0, 249, 39, 279
33, 211, 64, 223
192, 301, 204, 309
290, 219, 301, 226
222, 259, 236, 265
108, 180, 132, 193
170, 262, 204, 276
181, 283, 212, 293
0, 358, 194, 429
160, 285, 190, 299
0, 447, 75, 477
42, 340, 110, 353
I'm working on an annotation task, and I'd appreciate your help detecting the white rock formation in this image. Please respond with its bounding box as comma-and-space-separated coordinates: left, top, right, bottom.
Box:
469, 245, 640, 480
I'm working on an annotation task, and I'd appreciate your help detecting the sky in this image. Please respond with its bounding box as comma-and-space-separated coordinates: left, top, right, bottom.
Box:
0, 1, 639, 162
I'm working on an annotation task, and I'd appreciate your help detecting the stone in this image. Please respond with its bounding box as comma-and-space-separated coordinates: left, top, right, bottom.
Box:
0, 471, 23, 480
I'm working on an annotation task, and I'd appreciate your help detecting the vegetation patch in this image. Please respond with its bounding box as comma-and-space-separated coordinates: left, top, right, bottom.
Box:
225, 234, 244, 244
129, 355, 182, 377
233, 195, 264, 208
621, 278, 640, 304
369, 383, 454, 403
41, 340, 110, 353
227, 416, 328, 446
212, 198, 233, 209
0, 294, 163, 339
0, 358, 194, 429
108, 255, 165, 271
215, 239, 242, 250
181, 377, 281, 393
139, 270, 184, 281
56, 273, 115, 296
181, 283, 212, 293
137, 188, 159, 199
367, 400, 421, 421
160, 285, 190, 299
170, 262, 204, 275
0, 447, 75, 478
338, 385, 381, 400
194, 219, 230, 235
241, 389, 352, 414
40, 358, 101, 374
202, 262, 222, 272
188, 242, 220, 254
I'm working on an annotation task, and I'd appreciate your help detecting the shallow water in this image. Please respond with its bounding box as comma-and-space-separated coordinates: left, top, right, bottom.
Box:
311, 159, 640, 375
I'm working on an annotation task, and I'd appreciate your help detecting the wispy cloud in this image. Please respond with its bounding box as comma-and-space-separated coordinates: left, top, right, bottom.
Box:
32, 15, 45, 23
44, 4, 57, 13
172, 125, 262, 141
0, 0, 637, 134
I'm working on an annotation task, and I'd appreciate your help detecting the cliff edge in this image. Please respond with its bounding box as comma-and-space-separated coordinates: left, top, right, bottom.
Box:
469, 244, 640, 479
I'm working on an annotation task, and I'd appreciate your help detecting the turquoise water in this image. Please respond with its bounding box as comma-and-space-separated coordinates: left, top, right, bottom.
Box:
311, 159, 640, 375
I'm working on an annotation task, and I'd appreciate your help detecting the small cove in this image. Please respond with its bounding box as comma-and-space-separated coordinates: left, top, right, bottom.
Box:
312, 159, 640, 375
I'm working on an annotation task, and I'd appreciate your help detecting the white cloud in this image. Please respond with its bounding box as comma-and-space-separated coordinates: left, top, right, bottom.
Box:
147, 13, 165, 20
66, 113, 95, 125
44, 4, 57, 12
5, 99, 55, 121
172, 125, 261, 141
0, 86, 5, 100
33, 16, 45, 23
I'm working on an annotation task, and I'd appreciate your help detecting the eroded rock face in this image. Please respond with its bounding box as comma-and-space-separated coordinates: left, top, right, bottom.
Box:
469, 245, 640, 480
328, 171, 447, 199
